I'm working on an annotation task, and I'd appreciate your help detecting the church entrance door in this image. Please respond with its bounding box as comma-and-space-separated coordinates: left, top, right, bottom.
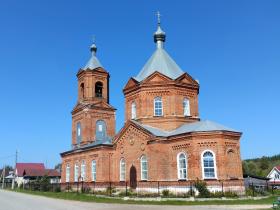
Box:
130, 165, 137, 189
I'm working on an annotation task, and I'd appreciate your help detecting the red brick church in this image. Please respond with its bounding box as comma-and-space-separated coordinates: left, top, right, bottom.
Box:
61, 17, 244, 193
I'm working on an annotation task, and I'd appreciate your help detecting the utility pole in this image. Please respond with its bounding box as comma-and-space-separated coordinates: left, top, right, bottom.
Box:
2, 165, 6, 189
11, 150, 18, 190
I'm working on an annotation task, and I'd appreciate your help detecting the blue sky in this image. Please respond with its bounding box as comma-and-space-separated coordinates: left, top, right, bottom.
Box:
0, 0, 279, 168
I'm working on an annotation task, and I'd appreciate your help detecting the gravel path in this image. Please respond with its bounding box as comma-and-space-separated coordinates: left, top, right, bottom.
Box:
0, 190, 271, 210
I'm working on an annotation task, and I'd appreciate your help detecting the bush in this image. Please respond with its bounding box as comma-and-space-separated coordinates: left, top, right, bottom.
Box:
65, 185, 72, 192
176, 191, 192, 198
81, 186, 91, 194
194, 180, 211, 198
54, 186, 61, 192
210, 191, 224, 198
137, 192, 159, 197
224, 191, 238, 198
273, 189, 280, 195
106, 186, 116, 195
162, 189, 170, 197
246, 188, 254, 196
40, 176, 51, 192
118, 189, 136, 197
210, 191, 237, 198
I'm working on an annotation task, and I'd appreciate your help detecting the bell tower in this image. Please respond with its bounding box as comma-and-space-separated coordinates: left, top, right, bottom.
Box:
71, 41, 116, 148
77, 43, 110, 104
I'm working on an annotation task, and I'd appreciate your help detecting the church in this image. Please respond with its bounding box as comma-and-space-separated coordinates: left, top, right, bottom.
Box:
60, 17, 244, 193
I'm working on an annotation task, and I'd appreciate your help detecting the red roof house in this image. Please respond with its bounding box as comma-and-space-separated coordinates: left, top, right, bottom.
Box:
15, 163, 61, 185
16, 163, 45, 177
23, 168, 60, 177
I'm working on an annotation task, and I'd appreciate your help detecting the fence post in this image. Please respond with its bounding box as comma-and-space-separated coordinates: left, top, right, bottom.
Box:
222, 181, 224, 196
81, 181, 84, 193
125, 181, 128, 196
252, 183, 255, 197
157, 181, 160, 197
77, 181, 79, 194
109, 182, 112, 196
266, 181, 269, 192
190, 181, 193, 196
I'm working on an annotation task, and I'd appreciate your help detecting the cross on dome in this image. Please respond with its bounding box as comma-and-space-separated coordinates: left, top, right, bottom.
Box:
156, 11, 161, 26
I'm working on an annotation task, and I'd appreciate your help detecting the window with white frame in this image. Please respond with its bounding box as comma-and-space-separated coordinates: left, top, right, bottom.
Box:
275, 173, 280, 179
120, 158, 126, 181
154, 97, 163, 116
81, 160, 86, 181
131, 102, 136, 119
74, 163, 79, 182
91, 160, 96, 181
66, 164, 70, 183
183, 98, 190, 116
141, 155, 148, 180
177, 153, 187, 180
202, 151, 216, 179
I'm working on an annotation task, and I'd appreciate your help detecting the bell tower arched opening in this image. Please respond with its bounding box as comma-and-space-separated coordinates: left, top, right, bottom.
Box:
95, 81, 103, 98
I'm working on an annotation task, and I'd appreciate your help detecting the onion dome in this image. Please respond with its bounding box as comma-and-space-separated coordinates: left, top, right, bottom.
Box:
83, 41, 102, 70
135, 12, 184, 82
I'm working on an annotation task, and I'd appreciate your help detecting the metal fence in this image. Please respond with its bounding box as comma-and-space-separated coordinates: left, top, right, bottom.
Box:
3, 179, 278, 197
58, 179, 245, 197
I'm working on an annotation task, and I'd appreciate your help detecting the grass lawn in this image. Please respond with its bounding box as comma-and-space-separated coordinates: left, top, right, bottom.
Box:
10, 189, 279, 206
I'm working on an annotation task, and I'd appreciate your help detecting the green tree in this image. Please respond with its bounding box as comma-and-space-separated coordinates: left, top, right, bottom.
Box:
242, 162, 249, 174
259, 157, 269, 170
247, 162, 257, 175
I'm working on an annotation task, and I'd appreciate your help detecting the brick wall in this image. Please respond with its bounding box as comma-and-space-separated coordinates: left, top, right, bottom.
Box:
62, 122, 243, 188
123, 72, 200, 131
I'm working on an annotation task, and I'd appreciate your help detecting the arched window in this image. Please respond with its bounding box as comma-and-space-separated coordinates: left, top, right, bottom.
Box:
96, 120, 107, 140
177, 153, 187, 180
74, 163, 79, 182
95, 81, 103, 98
76, 122, 82, 145
154, 97, 163, 116
91, 160, 96, 181
65, 164, 70, 183
81, 160, 86, 181
80, 83, 85, 99
140, 155, 148, 180
120, 158, 126, 181
183, 98, 190, 116
131, 102, 136, 119
202, 151, 216, 179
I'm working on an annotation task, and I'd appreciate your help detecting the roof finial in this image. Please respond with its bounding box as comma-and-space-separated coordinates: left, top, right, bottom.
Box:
156, 11, 161, 26
154, 11, 166, 48
90, 35, 97, 55
83, 36, 103, 70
